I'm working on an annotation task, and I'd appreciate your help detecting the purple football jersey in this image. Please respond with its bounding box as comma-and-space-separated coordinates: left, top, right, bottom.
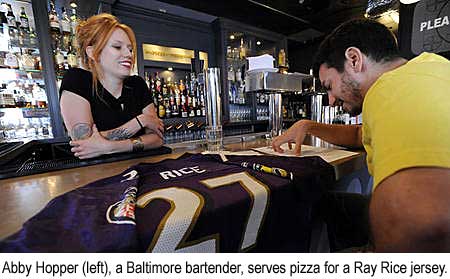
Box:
0, 154, 333, 252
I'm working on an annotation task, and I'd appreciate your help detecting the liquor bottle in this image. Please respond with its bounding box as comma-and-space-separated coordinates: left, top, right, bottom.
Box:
19, 7, 29, 32
16, 22, 25, 46
29, 27, 37, 47
60, 7, 71, 51
5, 42, 19, 69
164, 82, 172, 118
5, 4, 16, 29
170, 83, 179, 117
19, 7, 30, 46
179, 78, 186, 96
149, 74, 157, 105
69, 7, 79, 33
175, 81, 181, 108
180, 93, 188, 118
155, 72, 161, 94
49, 0, 61, 50
67, 42, 77, 68
54, 47, 65, 77
6, 4, 17, 44
69, 7, 79, 49
239, 38, 246, 59
144, 72, 150, 88
19, 48, 34, 70
158, 78, 166, 118
33, 83, 47, 108
195, 83, 201, 116
0, 11, 7, 35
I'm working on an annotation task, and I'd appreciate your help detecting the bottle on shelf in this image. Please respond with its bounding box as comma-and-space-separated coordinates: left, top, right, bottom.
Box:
5, 41, 19, 69
19, 48, 35, 70
170, 83, 179, 117
67, 41, 78, 68
69, 7, 79, 49
19, 6, 30, 46
239, 38, 246, 60
0, 9, 7, 35
54, 47, 65, 77
28, 27, 37, 48
49, 0, 61, 50
60, 7, 71, 51
19, 7, 29, 32
157, 76, 165, 119
5, 4, 17, 45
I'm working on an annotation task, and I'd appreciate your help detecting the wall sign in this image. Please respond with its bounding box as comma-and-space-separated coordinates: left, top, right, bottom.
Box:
199, 51, 209, 69
411, 0, 450, 54
142, 44, 195, 64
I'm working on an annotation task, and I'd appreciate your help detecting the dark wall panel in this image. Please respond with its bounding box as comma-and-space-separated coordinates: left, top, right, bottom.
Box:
112, 2, 216, 76
288, 39, 322, 75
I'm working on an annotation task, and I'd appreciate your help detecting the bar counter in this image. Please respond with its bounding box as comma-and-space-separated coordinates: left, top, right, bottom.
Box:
0, 134, 365, 240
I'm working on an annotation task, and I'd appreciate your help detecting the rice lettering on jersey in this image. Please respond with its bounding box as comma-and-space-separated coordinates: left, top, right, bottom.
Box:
159, 166, 206, 180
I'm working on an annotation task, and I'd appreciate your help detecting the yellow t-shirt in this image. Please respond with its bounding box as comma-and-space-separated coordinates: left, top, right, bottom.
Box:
362, 52, 450, 189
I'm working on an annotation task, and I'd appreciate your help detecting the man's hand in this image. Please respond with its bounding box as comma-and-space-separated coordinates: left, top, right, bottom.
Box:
70, 125, 112, 159
272, 120, 311, 155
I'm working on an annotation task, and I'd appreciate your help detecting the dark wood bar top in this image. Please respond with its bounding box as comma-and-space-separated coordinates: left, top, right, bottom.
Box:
0, 136, 365, 240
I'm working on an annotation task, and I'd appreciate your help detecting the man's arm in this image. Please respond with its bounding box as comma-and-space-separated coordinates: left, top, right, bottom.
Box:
272, 119, 363, 155
370, 167, 450, 252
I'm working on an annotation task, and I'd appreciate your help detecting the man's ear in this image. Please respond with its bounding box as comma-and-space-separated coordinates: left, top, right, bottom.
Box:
86, 46, 95, 61
344, 47, 363, 72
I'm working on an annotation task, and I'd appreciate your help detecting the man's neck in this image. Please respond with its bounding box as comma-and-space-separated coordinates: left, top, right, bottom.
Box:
362, 57, 408, 95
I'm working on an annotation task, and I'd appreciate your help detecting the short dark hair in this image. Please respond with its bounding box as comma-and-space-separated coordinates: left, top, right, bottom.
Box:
313, 19, 401, 77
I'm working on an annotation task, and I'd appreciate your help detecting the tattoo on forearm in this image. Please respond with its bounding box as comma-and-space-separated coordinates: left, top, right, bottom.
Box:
70, 123, 92, 140
106, 128, 133, 140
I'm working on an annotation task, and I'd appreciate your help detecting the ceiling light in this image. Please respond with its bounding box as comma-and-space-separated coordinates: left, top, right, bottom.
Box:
229, 35, 235, 40
168, 67, 173, 71
399, 0, 420, 4
256, 41, 261, 45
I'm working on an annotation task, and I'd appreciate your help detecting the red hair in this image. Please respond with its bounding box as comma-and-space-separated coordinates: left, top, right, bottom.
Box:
75, 13, 137, 93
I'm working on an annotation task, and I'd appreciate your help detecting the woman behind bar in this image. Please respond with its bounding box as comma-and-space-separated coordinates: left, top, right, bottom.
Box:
60, 13, 163, 159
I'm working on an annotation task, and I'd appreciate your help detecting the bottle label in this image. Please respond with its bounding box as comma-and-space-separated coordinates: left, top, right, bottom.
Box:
49, 15, 60, 29
5, 52, 18, 68
20, 18, 29, 29
67, 54, 78, 67
55, 53, 64, 64
61, 21, 71, 33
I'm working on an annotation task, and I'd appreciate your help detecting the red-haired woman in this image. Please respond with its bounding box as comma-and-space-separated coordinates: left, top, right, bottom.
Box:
60, 13, 163, 159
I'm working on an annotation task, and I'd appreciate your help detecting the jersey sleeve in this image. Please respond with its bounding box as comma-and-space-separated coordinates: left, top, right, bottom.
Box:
59, 68, 93, 103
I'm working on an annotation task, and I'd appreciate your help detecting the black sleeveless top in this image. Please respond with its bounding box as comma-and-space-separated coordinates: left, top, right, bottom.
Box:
59, 68, 153, 132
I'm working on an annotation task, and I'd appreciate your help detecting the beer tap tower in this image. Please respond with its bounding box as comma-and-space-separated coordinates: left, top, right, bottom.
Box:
245, 70, 311, 138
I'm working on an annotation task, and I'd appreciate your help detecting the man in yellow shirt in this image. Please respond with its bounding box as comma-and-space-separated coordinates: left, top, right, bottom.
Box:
272, 19, 450, 252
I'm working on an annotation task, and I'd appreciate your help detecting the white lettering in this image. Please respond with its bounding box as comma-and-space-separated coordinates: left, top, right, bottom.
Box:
160, 171, 176, 180
179, 167, 194, 174
172, 170, 182, 176
420, 21, 427, 31
191, 166, 206, 174
420, 16, 449, 32
442, 15, 449, 27
435, 17, 442, 27
159, 166, 206, 180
